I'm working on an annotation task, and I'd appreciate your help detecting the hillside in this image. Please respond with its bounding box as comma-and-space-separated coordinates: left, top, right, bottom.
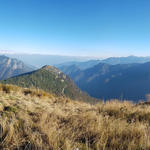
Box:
1, 65, 92, 101
0, 55, 34, 80
0, 84, 150, 149
61, 62, 150, 102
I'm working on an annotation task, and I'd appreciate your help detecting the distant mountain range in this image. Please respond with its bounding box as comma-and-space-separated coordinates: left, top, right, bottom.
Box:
5, 54, 150, 69
6, 54, 95, 68
56, 60, 101, 70
1, 65, 94, 101
57, 56, 150, 71
102, 56, 150, 65
59, 62, 150, 102
2, 54, 150, 102
0, 55, 34, 80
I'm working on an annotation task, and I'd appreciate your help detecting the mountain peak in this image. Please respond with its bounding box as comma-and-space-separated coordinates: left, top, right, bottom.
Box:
42, 65, 52, 69
42, 65, 62, 75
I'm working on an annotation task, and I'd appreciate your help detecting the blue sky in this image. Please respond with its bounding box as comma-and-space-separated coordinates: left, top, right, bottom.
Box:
0, 0, 150, 58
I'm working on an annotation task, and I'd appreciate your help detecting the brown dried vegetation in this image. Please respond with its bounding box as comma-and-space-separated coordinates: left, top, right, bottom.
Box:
0, 84, 150, 149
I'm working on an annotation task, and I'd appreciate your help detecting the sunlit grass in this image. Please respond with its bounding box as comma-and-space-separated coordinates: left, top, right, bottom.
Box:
0, 84, 150, 149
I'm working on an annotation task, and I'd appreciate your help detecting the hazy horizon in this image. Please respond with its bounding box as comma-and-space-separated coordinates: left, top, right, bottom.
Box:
1, 50, 150, 60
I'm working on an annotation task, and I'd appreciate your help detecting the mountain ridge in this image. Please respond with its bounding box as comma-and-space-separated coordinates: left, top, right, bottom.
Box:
1, 65, 95, 102
60, 62, 150, 101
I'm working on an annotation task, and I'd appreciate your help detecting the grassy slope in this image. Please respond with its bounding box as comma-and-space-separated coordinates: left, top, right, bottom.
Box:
1, 67, 94, 102
0, 84, 150, 149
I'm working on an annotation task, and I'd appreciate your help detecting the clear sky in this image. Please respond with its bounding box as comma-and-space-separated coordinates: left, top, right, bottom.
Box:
0, 0, 150, 58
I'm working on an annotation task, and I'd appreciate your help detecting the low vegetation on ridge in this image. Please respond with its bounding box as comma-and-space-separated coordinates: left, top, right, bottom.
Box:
0, 65, 94, 102
0, 84, 150, 149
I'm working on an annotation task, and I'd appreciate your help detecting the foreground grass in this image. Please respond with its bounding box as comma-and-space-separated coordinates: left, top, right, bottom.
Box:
0, 84, 150, 149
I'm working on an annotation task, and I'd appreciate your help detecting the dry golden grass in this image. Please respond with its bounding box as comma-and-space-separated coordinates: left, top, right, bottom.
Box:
0, 84, 150, 149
